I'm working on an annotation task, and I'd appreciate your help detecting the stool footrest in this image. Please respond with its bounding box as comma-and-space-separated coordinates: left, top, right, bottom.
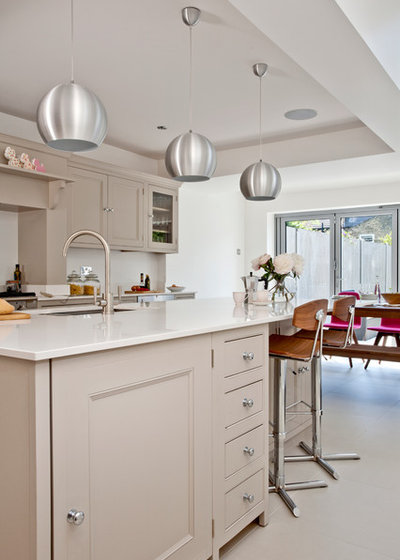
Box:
322, 452, 361, 461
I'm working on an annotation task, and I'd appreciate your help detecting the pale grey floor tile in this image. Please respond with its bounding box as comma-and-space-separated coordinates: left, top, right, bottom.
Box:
221, 521, 397, 560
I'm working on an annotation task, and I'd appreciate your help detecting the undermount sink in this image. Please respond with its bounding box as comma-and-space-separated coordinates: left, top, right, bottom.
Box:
43, 308, 135, 316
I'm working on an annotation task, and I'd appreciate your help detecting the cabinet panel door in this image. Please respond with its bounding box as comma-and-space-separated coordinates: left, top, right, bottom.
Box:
52, 337, 212, 560
67, 167, 107, 246
107, 176, 144, 249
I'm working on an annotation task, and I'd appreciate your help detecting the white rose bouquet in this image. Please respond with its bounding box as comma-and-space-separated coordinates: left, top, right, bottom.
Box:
251, 252, 304, 300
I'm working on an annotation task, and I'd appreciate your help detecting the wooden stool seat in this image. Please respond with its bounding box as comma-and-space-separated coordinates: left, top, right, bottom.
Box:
269, 333, 320, 360
294, 328, 347, 348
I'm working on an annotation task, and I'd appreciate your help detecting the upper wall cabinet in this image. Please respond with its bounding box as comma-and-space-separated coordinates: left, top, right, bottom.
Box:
67, 167, 145, 250
107, 176, 144, 249
66, 159, 180, 254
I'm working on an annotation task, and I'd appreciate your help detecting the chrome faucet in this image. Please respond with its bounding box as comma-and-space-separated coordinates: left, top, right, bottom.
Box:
62, 230, 114, 315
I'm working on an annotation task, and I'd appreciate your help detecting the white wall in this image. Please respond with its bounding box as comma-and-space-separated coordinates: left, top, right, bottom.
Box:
66, 248, 165, 294
166, 176, 246, 298
0, 210, 18, 288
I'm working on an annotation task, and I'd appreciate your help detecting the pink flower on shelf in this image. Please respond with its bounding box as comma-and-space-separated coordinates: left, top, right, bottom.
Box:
32, 158, 46, 173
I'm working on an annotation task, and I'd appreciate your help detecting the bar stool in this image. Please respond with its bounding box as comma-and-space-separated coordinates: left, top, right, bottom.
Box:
269, 299, 328, 517
292, 296, 360, 480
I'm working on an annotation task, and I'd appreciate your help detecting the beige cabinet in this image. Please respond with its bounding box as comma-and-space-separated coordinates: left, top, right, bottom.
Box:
51, 336, 212, 560
147, 184, 178, 253
67, 167, 108, 246
211, 326, 269, 560
67, 167, 144, 250
0, 327, 272, 560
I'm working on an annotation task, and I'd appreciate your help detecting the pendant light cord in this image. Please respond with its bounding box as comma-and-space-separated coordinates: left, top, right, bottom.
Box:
189, 25, 193, 132
70, 0, 74, 83
259, 75, 262, 161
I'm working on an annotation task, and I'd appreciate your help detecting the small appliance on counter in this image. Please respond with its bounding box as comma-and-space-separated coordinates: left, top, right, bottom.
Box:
241, 272, 258, 303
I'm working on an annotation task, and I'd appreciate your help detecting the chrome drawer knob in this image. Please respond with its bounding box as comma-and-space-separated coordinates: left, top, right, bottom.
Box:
242, 398, 254, 408
243, 493, 255, 503
242, 351, 255, 361
243, 446, 255, 456
67, 509, 85, 526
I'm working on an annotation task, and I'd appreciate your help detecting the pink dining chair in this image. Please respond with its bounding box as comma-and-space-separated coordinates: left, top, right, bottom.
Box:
325, 291, 362, 367
364, 317, 400, 369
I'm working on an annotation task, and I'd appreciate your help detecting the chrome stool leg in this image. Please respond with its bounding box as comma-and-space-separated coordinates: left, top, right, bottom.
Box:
286, 355, 360, 479
269, 358, 327, 517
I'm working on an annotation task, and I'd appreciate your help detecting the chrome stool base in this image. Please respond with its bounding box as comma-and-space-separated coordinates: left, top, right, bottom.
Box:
268, 478, 327, 517
285, 356, 360, 480
270, 357, 328, 517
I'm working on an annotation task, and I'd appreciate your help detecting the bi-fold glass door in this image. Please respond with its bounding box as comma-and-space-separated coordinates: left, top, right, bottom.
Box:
277, 213, 335, 300
336, 208, 397, 294
276, 206, 398, 297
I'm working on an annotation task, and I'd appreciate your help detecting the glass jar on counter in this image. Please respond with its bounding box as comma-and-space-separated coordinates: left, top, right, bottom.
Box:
67, 271, 84, 296
83, 272, 101, 296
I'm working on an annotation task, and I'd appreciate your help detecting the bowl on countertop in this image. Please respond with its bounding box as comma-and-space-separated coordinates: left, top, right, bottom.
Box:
382, 293, 400, 305
167, 286, 185, 293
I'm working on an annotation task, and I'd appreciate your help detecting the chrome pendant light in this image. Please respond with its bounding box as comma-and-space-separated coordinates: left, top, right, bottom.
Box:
165, 7, 216, 182
36, 0, 107, 152
240, 63, 281, 201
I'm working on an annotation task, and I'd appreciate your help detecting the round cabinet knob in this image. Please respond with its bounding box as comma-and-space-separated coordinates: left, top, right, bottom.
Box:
243, 493, 255, 503
243, 446, 255, 456
242, 351, 255, 361
242, 398, 254, 408
67, 509, 85, 526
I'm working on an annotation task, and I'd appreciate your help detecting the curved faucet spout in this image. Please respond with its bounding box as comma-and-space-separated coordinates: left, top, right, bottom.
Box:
63, 230, 113, 315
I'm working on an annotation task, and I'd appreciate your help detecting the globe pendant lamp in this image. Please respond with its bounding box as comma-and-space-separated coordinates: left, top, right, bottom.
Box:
240, 63, 281, 201
36, 0, 107, 152
165, 7, 216, 182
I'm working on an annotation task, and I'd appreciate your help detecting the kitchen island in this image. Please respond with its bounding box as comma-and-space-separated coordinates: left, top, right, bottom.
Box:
0, 298, 293, 560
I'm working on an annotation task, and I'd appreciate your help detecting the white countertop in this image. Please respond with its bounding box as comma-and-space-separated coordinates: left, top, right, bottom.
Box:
0, 298, 293, 361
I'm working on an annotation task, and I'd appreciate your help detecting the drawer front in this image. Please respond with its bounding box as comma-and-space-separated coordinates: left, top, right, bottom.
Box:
225, 469, 264, 529
224, 381, 263, 428
222, 335, 264, 377
225, 425, 264, 478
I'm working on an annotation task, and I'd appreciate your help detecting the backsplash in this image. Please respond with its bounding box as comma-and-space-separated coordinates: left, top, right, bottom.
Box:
66, 247, 166, 293
0, 210, 18, 290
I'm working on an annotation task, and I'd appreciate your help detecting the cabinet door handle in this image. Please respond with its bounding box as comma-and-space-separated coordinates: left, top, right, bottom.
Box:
242, 398, 254, 408
67, 509, 85, 526
109, 207, 114, 212
243, 351, 254, 361
243, 446, 255, 456
243, 493, 255, 503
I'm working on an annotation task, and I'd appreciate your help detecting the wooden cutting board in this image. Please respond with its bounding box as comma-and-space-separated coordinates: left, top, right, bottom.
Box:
0, 312, 31, 321
124, 290, 161, 294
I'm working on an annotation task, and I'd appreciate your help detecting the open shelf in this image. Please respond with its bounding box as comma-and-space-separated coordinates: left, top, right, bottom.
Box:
0, 163, 74, 183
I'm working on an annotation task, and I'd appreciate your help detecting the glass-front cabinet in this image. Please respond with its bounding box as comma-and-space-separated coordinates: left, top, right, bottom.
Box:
147, 184, 178, 252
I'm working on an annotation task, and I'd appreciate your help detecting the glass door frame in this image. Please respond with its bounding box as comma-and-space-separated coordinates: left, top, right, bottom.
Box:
335, 206, 398, 294
276, 210, 336, 297
276, 205, 399, 296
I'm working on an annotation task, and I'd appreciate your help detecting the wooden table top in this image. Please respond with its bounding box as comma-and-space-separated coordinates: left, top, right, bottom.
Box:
355, 305, 400, 319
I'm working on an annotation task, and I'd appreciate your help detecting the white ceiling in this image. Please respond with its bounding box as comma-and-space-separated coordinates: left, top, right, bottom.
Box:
0, 0, 389, 162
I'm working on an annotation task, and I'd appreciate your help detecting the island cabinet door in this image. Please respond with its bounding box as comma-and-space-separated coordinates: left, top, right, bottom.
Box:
51, 336, 212, 560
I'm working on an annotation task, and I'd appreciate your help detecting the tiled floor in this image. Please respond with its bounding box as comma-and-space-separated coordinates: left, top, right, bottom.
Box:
220, 357, 400, 560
